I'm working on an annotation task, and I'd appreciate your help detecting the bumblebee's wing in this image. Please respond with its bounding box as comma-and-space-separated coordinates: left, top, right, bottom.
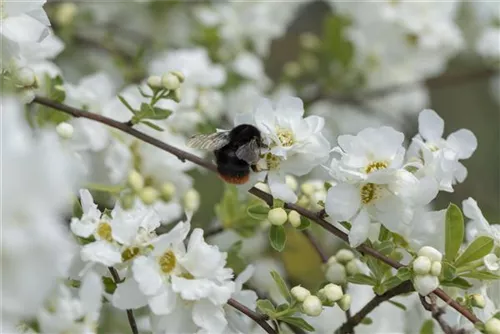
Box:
186, 131, 230, 151
235, 138, 261, 164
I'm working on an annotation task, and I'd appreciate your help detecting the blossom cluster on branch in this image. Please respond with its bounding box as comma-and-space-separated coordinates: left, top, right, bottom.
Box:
2, 1, 499, 334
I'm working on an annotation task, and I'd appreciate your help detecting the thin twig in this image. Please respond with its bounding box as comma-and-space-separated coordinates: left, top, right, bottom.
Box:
338, 281, 413, 334
31, 96, 481, 327
227, 298, 276, 334
419, 295, 469, 334
107, 267, 138, 334
302, 229, 329, 263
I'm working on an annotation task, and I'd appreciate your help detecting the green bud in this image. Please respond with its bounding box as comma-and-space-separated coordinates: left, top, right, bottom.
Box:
345, 260, 359, 276
172, 88, 182, 103
268, 208, 288, 226
139, 187, 159, 205
338, 294, 351, 311
161, 73, 180, 90
283, 62, 301, 78
147, 75, 162, 89
127, 170, 144, 192
288, 210, 301, 228
160, 182, 176, 202
170, 70, 185, 83
120, 193, 135, 210
336, 249, 355, 264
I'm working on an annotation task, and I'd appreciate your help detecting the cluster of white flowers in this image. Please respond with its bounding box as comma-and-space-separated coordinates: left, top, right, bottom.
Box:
325, 109, 476, 247
412, 246, 443, 295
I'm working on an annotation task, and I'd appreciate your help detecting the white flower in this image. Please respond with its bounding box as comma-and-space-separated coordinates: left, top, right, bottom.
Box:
1, 0, 51, 68
37, 271, 103, 334
325, 126, 437, 246
235, 96, 330, 202
2, 96, 81, 327
484, 254, 500, 272
302, 295, 323, 316
408, 109, 477, 192
291, 286, 311, 302
113, 223, 235, 333
323, 284, 343, 302
463, 197, 500, 247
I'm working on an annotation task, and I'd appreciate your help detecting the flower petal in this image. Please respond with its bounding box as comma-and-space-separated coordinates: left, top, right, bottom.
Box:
419, 109, 444, 142
192, 300, 228, 333
132, 256, 163, 296
348, 209, 371, 247
447, 129, 477, 159
112, 277, 149, 310
149, 284, 177, 315
81, 241, 121, 266
268, 172, 297, 203
325, 183, 361, 221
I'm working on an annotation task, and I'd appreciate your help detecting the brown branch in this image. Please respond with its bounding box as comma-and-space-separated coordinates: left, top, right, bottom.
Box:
227, 298, 276, 334
31, 95, 481, 327
338, 281, 413, 334
107, 267, 138, 334
419, 295, 469, 334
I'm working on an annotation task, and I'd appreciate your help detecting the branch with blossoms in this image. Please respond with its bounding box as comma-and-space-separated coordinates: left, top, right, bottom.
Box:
31, 95, 486, 332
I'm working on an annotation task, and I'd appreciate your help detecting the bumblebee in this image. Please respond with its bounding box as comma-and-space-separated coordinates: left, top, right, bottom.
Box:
187, 124, 263, 184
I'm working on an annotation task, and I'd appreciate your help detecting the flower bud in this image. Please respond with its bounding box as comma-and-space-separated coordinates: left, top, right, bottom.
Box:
284, 61, 301, 78
17, 68, 36, 87
413, 256, 432, 275
160, 182, 176, 202
255, 182, 270, 193
301, 183, 316, 196
485, 318, 500, 334
414, 275, 439, 296
139, 187, 159, 205
120, 193, 135, 210
170, 70, 185, 83
299, 32, 321, 50
338, 294, 351, 311
268, 208, 288, 226
336, 249, 355, 264
285, 175, 298, 191
288, 210, 301, 228
172, 88, 182, 103
297, 195, 309, 207
127, 170, 144, 192
430, 261, 442, 276
162, 73, 180, 90
56, 122, 74, 139
302, 295, 322, 317
323, 283, 343, 302
326, 262, 347, 285
418, 246, 442, 262
55, 3, 77, 26
291, 286, 310, 302
183, 189, 200, 212
147, 75, 162, 89
345, 260, 359, 276
470, 294, 485, 309
327, 256, 337, 266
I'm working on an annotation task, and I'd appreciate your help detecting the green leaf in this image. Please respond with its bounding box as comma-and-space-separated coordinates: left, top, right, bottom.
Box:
388, 300, 407, 311
360, 317, 373, 325
442, 262, 457, 281
378, 225, 391, 242
280, 317, 315, 332
396, 267, 412, 281
276, 303, 289, 312
380, 276, 404, 293
324, 182, 332, 191
460, 270, 500, 280
118, 95, 137, 114
270, 270, 292, 303
454, 236, 494, 267
143, 106, 173, 120
247, 204, 270, 220
375, 240, 395, 256
256, 299, 276, 316
140, 120, 164, 132
227, 241, 247, 274
72, 197, 83, 219
441, 277, 472, 289
420, 319, 434, 334
444, 203, 464, 262
347, 273, 377, 286
296, 216, 311, 231
269, 225, 287, 252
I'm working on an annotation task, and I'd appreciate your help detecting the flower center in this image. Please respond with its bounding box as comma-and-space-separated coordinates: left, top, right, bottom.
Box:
365, 161, 388, 174
97, 222, 113, 242
276, 128, 294, 147
158, 250, 176, 274
121, 247, 140, 261
265, 152, 281, 170
360, 183, 382, 204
